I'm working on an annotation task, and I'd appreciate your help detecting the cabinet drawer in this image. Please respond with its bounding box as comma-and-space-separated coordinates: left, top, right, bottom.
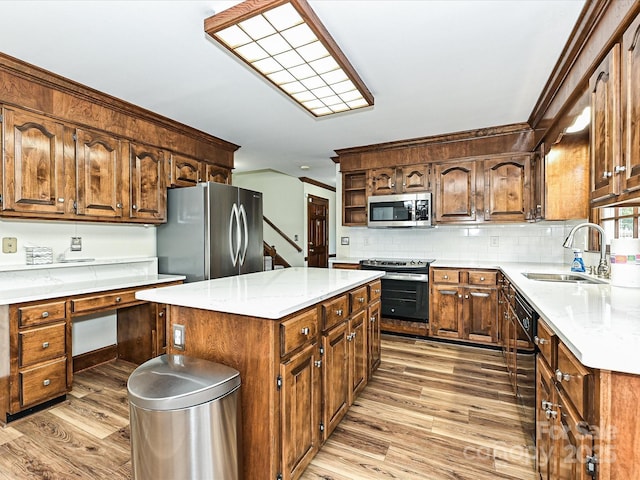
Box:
71, 289, 138, 314
322, 294, 348, 331
19, 323, 66, 367
468, 271, 497, 286
556, 342, 592, 419
280, 308, 318, 358
368, 280, 382, 302
536, 319, 556, 369
20, 358, 67, 407
349, 286, 368, 313
432, 269, 459, 284
18, 300, 67, 327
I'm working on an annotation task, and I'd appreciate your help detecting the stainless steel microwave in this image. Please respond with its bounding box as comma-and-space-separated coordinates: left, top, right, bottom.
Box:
367, 192, 432, 227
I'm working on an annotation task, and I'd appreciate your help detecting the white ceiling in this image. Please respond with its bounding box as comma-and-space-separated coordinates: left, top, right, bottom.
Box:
0, 1, 585, 187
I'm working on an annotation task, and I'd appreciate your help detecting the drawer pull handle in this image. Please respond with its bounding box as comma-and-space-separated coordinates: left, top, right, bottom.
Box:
115, 297, 122, 303
374, 289, 381, 294
42, 312, 49, 318
301, 327, 310, 335
358, 297, 365, 303
534, 336, 547, 346
443, 275, 449, 280
336, 309, 343, 316
42, 342, 49, 349
555, 369, 571, 382
43, 379, 51, 387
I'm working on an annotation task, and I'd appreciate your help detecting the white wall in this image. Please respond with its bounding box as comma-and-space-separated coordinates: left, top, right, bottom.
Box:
234, 169, 338, 267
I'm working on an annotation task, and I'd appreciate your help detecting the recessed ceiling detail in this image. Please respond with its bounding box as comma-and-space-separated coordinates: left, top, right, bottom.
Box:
204, 0, 374, 117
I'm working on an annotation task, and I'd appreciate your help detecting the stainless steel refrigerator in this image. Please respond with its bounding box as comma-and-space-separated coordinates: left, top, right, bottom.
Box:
157, 182, 263, 282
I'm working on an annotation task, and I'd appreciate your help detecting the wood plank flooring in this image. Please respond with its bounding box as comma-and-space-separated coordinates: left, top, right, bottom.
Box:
0, 335, 536, 479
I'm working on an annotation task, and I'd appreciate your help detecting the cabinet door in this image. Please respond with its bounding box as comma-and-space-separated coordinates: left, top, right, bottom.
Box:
483, 156, 530, 222
367, 299, 381, 376
168, 152, 202, 187
370, 167, 397, 195
462, 287, 496, 344
622, 16, 640, 193
434, 161, 477, 223
553, 389, 594, 480
75, 128, 123, 218
536, 357, 556, 480
129, 143, 167, 222
155, 304, 168, 357
400, 164, 429, 192
280, 343, 321, 480
2, 108, 66, 215
430, 284, 462, 339
590, 45, 621, 203
204, 164, 232, 184
322, 321, 349, 439
348, 310, 368, 402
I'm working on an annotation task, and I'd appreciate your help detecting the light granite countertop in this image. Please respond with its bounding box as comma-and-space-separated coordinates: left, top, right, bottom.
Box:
136, 267, 385, 320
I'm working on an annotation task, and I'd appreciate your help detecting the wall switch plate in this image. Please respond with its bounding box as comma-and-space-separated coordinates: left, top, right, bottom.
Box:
172, 324, 185, 350
2, 237, 17, 253
70, 236, 82, 251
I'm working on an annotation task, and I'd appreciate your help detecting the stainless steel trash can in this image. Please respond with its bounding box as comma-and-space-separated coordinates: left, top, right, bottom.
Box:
127, 354, 241, 480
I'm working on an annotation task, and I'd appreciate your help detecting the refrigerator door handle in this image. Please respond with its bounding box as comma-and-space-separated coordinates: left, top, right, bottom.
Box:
239, 204, 249, 266
229, 203, 240, 267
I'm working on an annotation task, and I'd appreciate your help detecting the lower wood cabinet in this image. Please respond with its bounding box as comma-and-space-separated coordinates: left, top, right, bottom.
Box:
321, 320, 349, 439
367, 298, 381, 375
348, 309, 368, 403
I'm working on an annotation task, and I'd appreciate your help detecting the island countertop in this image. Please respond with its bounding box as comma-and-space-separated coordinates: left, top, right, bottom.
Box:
135, 267, 385, 319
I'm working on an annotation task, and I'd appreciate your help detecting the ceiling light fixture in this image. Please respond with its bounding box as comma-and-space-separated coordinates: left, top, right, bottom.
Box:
204, 0, 374, 117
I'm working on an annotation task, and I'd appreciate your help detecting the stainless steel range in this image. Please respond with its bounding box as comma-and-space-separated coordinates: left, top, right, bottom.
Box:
359, 258, 435, 322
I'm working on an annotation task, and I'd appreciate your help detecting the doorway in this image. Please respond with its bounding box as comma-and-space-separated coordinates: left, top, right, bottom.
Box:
307, 194, 328, 268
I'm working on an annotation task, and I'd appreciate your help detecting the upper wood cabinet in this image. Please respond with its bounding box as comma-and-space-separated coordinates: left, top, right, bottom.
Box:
483, 156, 530, 222
1, 108, 67, 215
342, 171, 367, 226
370, 164, 429, 196
621, 14, 640, 194
434, 160, 477, 223
167, 152, 202, 187
204, 164, 231, 184
129, 143, 167, 222
590, 45, 621, 204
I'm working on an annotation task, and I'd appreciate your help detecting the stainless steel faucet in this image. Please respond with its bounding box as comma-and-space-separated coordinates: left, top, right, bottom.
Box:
562, 222, 609, 276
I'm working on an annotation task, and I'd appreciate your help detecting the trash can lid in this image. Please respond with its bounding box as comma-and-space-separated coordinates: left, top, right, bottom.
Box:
127, 354, 241, 411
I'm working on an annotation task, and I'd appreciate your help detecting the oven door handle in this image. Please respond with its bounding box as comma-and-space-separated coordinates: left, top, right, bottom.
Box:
470, 292, 490, 298
383, 273, 429, 282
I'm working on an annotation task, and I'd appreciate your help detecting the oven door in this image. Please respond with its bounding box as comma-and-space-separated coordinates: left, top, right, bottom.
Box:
380, 277, 429, 322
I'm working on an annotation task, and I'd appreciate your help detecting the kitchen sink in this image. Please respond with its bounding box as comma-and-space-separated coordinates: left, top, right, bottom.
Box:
521, 272, 605, 284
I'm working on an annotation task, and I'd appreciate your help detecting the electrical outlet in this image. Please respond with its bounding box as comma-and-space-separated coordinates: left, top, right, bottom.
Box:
2, 237, 17, 254
341, 236, 350, 245
172, 324, 185, 350
70, 236, 82, 251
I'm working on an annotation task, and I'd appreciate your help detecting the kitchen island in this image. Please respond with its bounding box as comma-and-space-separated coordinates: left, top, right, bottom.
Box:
136, 267, 384, 480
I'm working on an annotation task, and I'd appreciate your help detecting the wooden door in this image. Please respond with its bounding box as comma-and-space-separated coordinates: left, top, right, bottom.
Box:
367, 299, 381, 376
75, 128, 123, 218
622, 15, 640, 193
434, 161, 477, 223
204, 164, 231, 184
307, 195, 328, 268
370, 167, 397, 195
590, 45, 621, 203
348, 310, 367, 402
168, 152, 202, 187
400, 164, 429, 192
484, 156, 530, 222
280, 343, 320, 480
322, 321, 349, 440
129, 143, 167, 222
2, 108, 67, 215
462, 287, 496, 344
430, 284, 462, 339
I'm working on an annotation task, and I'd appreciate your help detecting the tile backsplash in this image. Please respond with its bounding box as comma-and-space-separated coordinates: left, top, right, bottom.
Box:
338, 220, 591, 265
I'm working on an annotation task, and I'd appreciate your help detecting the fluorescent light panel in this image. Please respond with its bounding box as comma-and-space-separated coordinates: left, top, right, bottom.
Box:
205, 0, 373, 117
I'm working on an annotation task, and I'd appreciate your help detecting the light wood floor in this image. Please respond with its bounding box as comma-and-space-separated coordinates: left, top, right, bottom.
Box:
0, 335, 536, 479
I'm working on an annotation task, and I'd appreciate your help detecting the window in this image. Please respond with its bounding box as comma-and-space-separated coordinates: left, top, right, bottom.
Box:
592, 206, 640, 251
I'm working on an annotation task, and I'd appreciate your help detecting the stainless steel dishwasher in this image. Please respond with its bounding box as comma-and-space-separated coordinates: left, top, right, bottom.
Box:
127, 354, 241, 480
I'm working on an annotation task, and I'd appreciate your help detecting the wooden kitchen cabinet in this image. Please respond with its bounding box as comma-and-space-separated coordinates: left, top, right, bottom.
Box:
167, 152, 202, 187
203, 164, 231, 184
342, 170, 367, 226
367, 298, 381, 376
129, 143, 167, 223
348, 309, 368, 402
483, 155, 530, 222
621, 14, 640, 195
1, 107, 67, 216
434, 161, 477, 223
430, 268, 498, 345
370, 164, 429, 195
117, 302, 169, 364
321, 320, 349, 439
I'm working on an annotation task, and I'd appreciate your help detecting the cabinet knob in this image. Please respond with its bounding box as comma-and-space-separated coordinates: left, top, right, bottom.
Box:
314, 360, 322, 368
336, 309, 343, 317
158, 311, 164, 317
132, 204, 137, 210
374, 289, 381, 294
115, 296, 122, 303
301, 327, 310, 335
116, 203, 123, 208
534, 336, 547, 345
358, 297, 365, 303
614, 165, 626, 174
544, 408, 557, 420
458, 294, 462, 299
602, 171, 612, 179
43, 379, 51, 387
370, 316, 376, 323
464, 294, 469, 299
42, 311, 49, 318
57, 198, 64, 203
42, 342, 49, 349
443, 275, 449, 280
555, 369, 571, 382
480, 277, 485, 281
